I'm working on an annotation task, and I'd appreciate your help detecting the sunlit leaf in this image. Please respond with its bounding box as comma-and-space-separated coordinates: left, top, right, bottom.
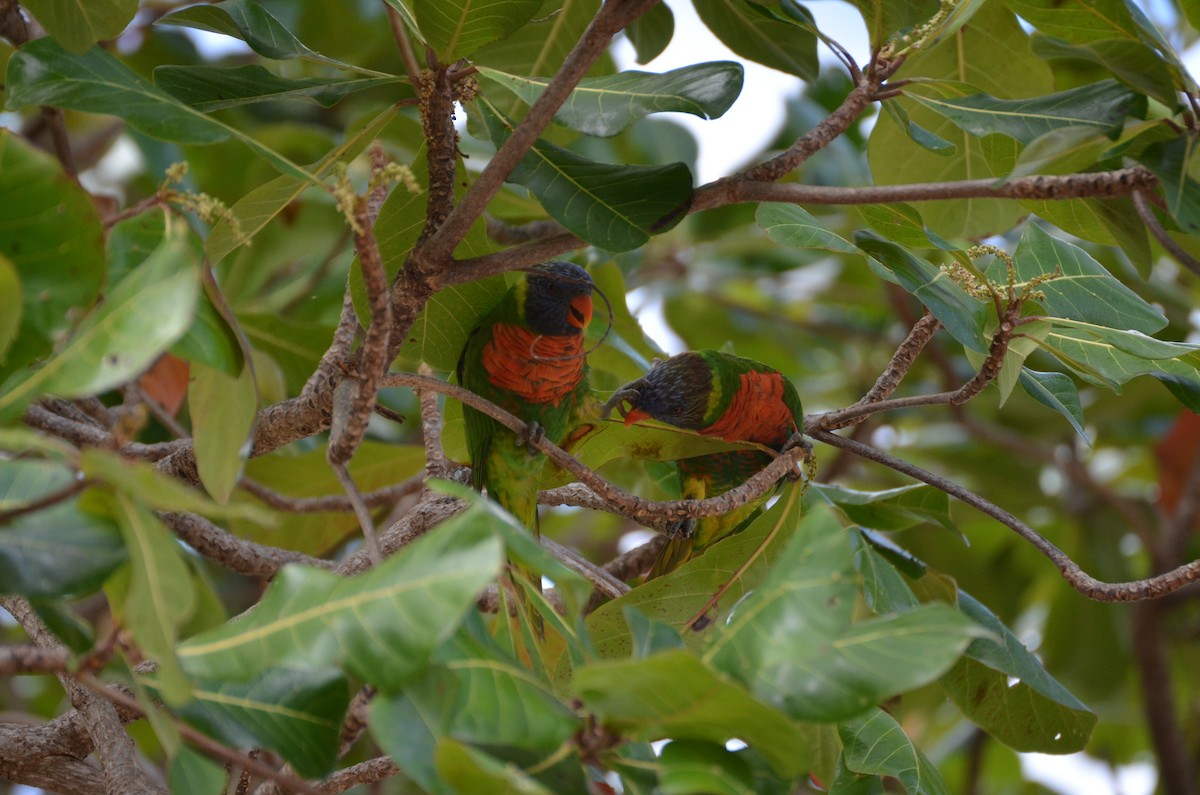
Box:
434, 739, 554, 795
190, 362, 257, 504
812, 483, 959, 537
1030, 35, 1179, 107
177, 505, 503, 689
479, 62, 743, 137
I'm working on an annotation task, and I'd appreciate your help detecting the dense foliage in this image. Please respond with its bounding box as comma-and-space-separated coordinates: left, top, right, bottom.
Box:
1, 0, 1199, 793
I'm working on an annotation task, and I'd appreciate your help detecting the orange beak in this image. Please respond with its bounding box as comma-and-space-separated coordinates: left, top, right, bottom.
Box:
568, 294, 593, 330
623, 407, 650, 428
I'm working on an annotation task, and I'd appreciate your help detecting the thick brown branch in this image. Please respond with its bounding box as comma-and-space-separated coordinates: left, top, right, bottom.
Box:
0, 644, 70, 675
162, 512, 333, 578
808, 429, 1200, 602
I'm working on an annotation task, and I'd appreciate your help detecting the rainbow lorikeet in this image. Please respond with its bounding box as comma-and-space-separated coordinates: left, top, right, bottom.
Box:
604, 350, 804, 579
456, 261, 596, 586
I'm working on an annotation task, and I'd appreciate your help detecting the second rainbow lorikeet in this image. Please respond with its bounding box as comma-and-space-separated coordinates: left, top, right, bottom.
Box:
604, 350, 805, 579
456, 261, 596, 594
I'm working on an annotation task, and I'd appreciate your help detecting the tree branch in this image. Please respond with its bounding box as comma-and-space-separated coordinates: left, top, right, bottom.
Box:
807, 429, 1200, 602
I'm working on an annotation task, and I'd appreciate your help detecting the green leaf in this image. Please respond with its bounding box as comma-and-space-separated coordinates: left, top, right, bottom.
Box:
812, 484, 959, 537
4, 38, 313, 182
854, 231, 988, 353
574, 650, 809, 777
414, 0, 541, 62
756, 204, 857, 253
625, 1, 675, 64
0, 129, 104, 379
474, 0, 598, 78
167, 747, 226, 795
851, 533, 921, 616
177, 504, 503, 689
1019, 368, 1089, 442
705, 507, 983, 722
0, 255, 18, 365
866, 3, 1054, 238
190, 362, 257, 504
1035, 322, 1200, 390
175, 667, 350, 778
693, 0, 818, 80
0, 501, 125, 598
906, 79, 1144, 145
403, 615, 579, 751
659, 741, 756, 795
844, 0, 939, 49
239, 313, 334, 394
232, 441, 425, 556
1013, 223, 1165, 333
839, 709, 951, 795
434, 739, 554, 795
0, 216, 201, 420
0, 457, 75, 510
205, 106, 398, 265
586, 482, 806, 656
475, 97, 692, 252
941, 592, 1096, 752
1030, 34, 1180, 108
371, 695, 451, 795
156, 0, 375, 74
81, 449, 273, 524
1006, 0, 1141, 44
1140, 137, 1200, 235
112, 493, 196, 704
20, 0, 137, 54
1005, 126, 1116, 180
882, 101, 956, 156
856, 203, 956, 250
479, 62, 743, 138
155, 64, 403, 111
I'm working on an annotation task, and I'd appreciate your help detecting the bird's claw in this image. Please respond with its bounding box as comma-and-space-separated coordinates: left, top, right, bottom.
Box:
516, 422, 545, 455
665, 517, 695, 540
781, 432, 812, 481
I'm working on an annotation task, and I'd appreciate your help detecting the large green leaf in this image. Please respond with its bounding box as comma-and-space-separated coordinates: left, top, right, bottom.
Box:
757, 204, 857, 254
839, 709, 951, 795
0, 500, 125, 598
155, 64, 403, 111
0, 256, 17, 365
704, 508, 983, 722
156, 0, 378, 74
476, 97, 693, 252
1140, 137, 1200, 236
941, 592, 1096, 752
574, 650, 808, 777
586, 482, 806, 657
174, 667, 350, 779
1013, 224, 1165, 333
692, 0, 817, 80
0, 129, 104, 380
434, 740, 554, 795
20, 0, 137, 54
1006, 0, 1141, 44
625, 1, 675, 64
401, 615, 579, 752
854, 232, 988, 353
845, 0, 939, 48
479, 62, 743, 137
906, 79, 1144, 145
866, 3, 1053, 238
1030, 35, 1179, 107
177, 505, 503, 690
190, 362, 257, 504
112, 494, 196, 704
4, 38, 313, 181
1035, 322, 1200, 390
414, 0, 541, 62
0, 217, 201, 420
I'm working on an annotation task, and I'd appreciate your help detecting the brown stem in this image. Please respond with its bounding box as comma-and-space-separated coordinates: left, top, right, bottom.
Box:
807, 429, 1200, 602
239, 475, 423, 513
1132, 188, 1200, 278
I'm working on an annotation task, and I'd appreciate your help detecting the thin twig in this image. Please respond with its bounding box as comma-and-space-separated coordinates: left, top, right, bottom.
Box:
808, 429, 1200, 602
239, 475, 423, 513
0, 477, 86, 524
1132, 187, 1200, 278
